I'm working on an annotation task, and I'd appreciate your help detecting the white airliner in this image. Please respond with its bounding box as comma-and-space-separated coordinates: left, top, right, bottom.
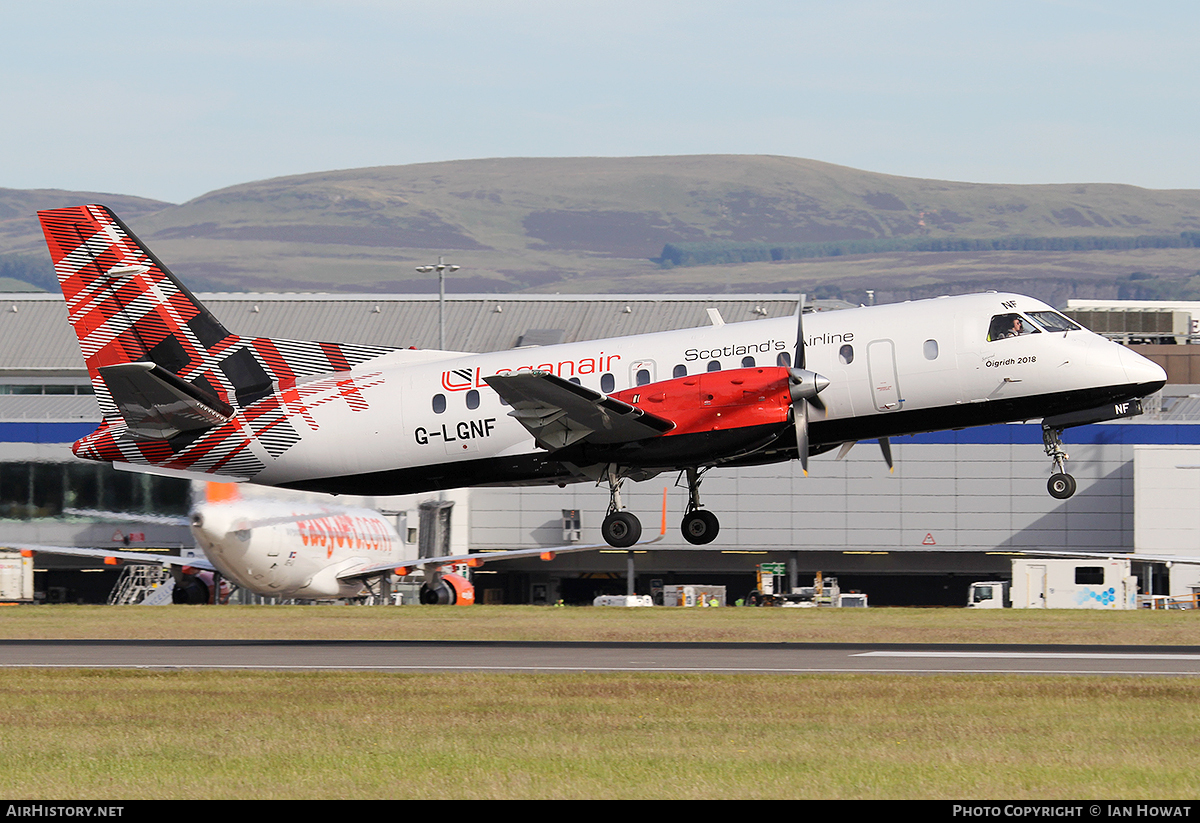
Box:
17, 484, 662, 603
35, 205, 1167, 550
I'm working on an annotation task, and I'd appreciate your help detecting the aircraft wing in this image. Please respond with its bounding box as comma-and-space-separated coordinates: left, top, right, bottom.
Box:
483, 370, 674, 450
336, 515, 670, 581
61, 509, 192, 526
7, 543, 217, 572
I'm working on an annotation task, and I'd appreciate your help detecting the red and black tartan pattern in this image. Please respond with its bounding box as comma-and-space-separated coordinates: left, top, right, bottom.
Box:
39, 205, 396, 478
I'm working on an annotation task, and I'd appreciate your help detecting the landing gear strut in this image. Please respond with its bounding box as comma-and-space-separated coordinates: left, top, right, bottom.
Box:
679, 466, 720, 545
600, 465, 641, 548
1042, 426, 1077, 499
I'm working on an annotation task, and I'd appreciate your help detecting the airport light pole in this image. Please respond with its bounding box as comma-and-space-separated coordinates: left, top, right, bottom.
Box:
415, 256, 459, 350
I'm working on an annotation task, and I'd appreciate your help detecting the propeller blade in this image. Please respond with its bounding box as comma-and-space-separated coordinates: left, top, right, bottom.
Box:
794, 293, 806, 370
789, 294, 824, 476
796, 402, 809, 476
879, 437, 894, 473
836, 442, 856, 460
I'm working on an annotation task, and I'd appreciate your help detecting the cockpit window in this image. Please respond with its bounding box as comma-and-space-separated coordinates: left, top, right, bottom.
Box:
987, 313, 1040, 341
1026, 311, 1081, 333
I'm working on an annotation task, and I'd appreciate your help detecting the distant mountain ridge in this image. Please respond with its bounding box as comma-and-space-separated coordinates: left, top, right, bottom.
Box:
3, 156, 1200, 306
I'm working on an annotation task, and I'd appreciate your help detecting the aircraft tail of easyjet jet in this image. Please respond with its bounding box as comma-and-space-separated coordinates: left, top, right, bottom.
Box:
37, 204, 396, 478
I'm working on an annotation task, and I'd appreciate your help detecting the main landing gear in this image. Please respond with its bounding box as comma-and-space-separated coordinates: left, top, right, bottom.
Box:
679, 466, 719, 545
601, 466, 642, 548
598, 464, 723, 547
1043, 425, 1077, 500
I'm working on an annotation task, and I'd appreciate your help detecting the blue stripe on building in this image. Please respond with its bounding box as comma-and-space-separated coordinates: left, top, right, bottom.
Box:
0, 423, 100, 443
7, 421, 1200, 447
908, 423, 1200, 446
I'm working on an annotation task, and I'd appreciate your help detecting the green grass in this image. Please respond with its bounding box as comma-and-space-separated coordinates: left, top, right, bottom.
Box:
2, 604, 1198, 646
2, 606, 1197, 799
0, 669, 1196, 799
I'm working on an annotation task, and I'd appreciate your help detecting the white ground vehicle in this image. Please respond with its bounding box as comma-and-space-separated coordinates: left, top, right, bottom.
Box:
1010, 558, 1137, 609
966, 580, 1009, 608
0, 551, 34, 602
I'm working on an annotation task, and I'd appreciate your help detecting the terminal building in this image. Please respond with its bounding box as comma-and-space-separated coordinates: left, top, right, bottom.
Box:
2, 292, 1198, 606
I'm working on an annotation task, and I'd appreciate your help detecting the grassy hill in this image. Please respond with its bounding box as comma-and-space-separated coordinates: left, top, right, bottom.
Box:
3, 156, 1200, 305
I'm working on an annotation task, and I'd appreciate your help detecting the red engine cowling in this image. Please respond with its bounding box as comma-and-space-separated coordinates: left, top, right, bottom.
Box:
612, 366, 793, 435
611, 365, 794, 448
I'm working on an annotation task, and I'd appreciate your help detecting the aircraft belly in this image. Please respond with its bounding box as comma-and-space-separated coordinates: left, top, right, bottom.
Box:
812, 382, 1152, 444
566, 423, 785, 468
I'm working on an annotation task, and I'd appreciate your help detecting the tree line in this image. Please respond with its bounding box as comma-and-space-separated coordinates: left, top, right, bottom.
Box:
658, 232, 1200, 268
0, 255, 56, 291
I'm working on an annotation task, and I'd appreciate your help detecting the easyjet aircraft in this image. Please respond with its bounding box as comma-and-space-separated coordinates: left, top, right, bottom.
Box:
37, 205, 1167, 548
16, 484, 661, 603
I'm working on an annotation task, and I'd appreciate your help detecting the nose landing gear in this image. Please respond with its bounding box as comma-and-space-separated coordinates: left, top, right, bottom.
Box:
1043, 425, 1077, 499
1039, 398, 1150, 501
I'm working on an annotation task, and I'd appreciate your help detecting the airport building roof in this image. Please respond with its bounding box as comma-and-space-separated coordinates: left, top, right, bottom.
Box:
0, 292, 822, 376
3, 291, 1198, 426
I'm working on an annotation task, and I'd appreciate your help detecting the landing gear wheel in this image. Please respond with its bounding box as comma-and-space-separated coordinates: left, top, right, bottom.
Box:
681, 510, 720, 545
1047, 472, 1077, 499
602, 511, 642, 548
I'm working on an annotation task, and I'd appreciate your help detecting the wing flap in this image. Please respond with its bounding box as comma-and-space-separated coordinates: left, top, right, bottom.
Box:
484, 371, 673, 451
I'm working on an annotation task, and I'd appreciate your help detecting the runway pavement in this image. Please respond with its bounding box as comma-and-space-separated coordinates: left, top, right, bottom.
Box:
1, 640, 1199, 675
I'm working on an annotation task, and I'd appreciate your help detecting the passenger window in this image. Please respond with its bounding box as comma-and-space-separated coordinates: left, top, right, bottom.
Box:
636, 369, 651, 386
466, 389, 480, 410
987, 313, 1039, 341
707, 361, 721, 372
600, 373, 615, 393
673, 364, 687, 378
432, 394, 446, 414
741, 356, 756, 368
569, 377, 582, 385
777, 352, 792, 368
839, 345, 854, 365
923, 339, 939, 360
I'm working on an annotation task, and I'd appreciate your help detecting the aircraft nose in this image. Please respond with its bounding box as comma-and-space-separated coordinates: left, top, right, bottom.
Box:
1118, 345, 1167, 394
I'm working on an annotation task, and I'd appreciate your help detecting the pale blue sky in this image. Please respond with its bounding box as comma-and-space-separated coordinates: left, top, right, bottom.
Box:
3, 0, 1197, 203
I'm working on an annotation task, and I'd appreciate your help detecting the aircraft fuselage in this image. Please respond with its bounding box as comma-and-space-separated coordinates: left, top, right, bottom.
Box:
245, 292, 1163, 496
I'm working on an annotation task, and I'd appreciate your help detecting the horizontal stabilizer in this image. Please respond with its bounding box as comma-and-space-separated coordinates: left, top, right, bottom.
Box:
99, 361, 234, 440
484, 370, 674, 451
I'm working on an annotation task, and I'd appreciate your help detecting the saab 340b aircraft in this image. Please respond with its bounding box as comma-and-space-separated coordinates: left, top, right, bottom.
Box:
37, 205, 1167, 550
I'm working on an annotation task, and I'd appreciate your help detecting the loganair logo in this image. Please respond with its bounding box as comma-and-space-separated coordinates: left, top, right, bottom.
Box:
441, 354, 623, 391
442, 368, 479, 392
